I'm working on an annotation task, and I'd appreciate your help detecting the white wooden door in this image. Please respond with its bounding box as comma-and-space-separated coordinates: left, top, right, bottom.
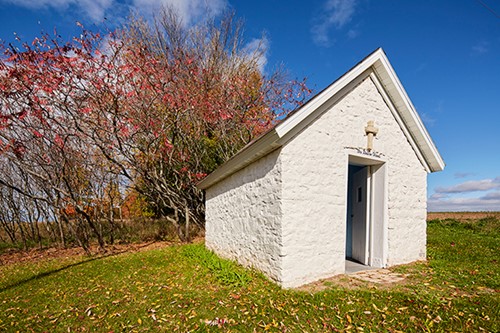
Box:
351, 167, 369, 264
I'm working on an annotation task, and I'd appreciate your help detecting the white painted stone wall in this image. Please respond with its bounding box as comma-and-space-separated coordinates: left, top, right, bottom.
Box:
279, 75, 427, 287
205, 73, 428, 288
204, 149, 284, 283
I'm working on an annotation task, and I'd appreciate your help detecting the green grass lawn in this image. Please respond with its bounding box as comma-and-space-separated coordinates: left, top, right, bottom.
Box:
0, 217, 498, 332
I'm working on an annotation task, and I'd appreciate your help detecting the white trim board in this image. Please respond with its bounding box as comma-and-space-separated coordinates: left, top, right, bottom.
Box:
198, 48, 444, 190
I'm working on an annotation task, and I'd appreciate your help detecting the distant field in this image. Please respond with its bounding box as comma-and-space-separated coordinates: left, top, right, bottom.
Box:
428, 211, 500, 220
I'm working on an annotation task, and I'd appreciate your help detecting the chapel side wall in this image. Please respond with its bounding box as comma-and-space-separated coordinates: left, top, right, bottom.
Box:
279, 116, 347, 288
204, 149, 283, 283
280, 75, 428, 288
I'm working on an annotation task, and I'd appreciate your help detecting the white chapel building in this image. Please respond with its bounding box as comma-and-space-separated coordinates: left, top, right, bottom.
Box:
198, 48, 445, 288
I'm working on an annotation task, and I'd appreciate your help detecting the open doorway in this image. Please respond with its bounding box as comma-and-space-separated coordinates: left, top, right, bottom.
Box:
346, 165, 369, 264
345, 154, 387, 273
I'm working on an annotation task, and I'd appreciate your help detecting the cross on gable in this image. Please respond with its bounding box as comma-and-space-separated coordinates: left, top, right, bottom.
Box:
364, 120, 378, 151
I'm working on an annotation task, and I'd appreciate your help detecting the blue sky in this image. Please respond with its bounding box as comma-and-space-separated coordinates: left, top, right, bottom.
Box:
1, 0, 499, 211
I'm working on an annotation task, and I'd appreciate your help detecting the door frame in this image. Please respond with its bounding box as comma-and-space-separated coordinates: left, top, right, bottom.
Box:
345, 152, 388, 268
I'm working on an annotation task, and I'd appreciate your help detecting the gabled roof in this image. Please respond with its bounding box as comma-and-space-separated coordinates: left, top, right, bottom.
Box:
198, 48, 445, 190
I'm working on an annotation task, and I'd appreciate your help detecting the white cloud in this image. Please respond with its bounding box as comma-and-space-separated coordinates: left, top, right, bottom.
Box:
430, 193, 449, 200
472, 40, 489, 55
429, 177, 500, 211
435, 177, 500, 194
428, 195, 500, 212
242, 37, 269, 73
323, 0, 357, 28
311, 0, 357, 46
1, 0, 227, 25
482, 191, 500, 200
0, 0, 113, 22
132, 0, 227, 26
433, 99, 445, 114
415, 63, 427, 73
98, 34, 120, 57
80, 0, 113, 22
419, 112, 436, 127
454, 172, 475, 179
347, 28, 359, 39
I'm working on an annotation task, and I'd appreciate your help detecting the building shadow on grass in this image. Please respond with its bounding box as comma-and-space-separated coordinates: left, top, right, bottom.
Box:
0, 242, 157, 293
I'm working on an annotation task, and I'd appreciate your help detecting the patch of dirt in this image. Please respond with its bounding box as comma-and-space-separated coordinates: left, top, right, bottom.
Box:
0, 239, 192, 267
427, 211, 500, 221
296, 275, 369, 293
296, 270, 409, 293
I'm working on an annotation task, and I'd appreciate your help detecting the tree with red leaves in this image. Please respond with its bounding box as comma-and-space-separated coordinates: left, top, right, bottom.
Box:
0, 8, 310, 247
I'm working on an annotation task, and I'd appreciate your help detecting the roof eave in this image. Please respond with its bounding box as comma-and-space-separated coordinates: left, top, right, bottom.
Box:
372, 52, 445, 172
197, 129, 281, 189
198, 47, 445, 190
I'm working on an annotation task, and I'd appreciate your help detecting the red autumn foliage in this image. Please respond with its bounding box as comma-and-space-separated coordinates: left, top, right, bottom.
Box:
0, 8, 311, 246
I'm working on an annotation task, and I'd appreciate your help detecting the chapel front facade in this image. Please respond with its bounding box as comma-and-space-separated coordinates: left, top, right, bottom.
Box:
199, 49, 444, 288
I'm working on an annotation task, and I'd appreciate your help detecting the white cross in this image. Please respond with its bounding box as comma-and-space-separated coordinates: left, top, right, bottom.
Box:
364, 120, 378, 152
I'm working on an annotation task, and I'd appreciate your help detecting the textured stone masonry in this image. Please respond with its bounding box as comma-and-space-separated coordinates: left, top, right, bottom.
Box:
205, 75, 428, 288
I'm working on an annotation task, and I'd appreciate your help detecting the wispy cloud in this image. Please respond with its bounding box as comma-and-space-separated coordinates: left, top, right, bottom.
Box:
428, 194, 500, 212
0, 0, 113, 22
482, 191, 500, 200
454, 172, 475, 179
242, 36, 269, 73
472, 40, 489, 55
429, 177, 500, 211
311, 0, 357, 47
132, 0, 227, 26
415, 99, 442, 127
347, 28, 359, 39
414, 62, 427, 73
420, 112, 436, 127
427, 198, 500, 212
429, 193, 449, 200
435, 177, 500, 194
434, 100, 445, 113
0, 0, 227, 25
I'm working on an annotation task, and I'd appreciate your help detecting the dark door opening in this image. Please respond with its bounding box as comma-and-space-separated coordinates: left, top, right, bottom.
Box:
346, 164, 368, 264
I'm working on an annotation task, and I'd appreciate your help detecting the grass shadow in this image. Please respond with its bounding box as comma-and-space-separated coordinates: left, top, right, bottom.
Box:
0, 242, 157, 293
